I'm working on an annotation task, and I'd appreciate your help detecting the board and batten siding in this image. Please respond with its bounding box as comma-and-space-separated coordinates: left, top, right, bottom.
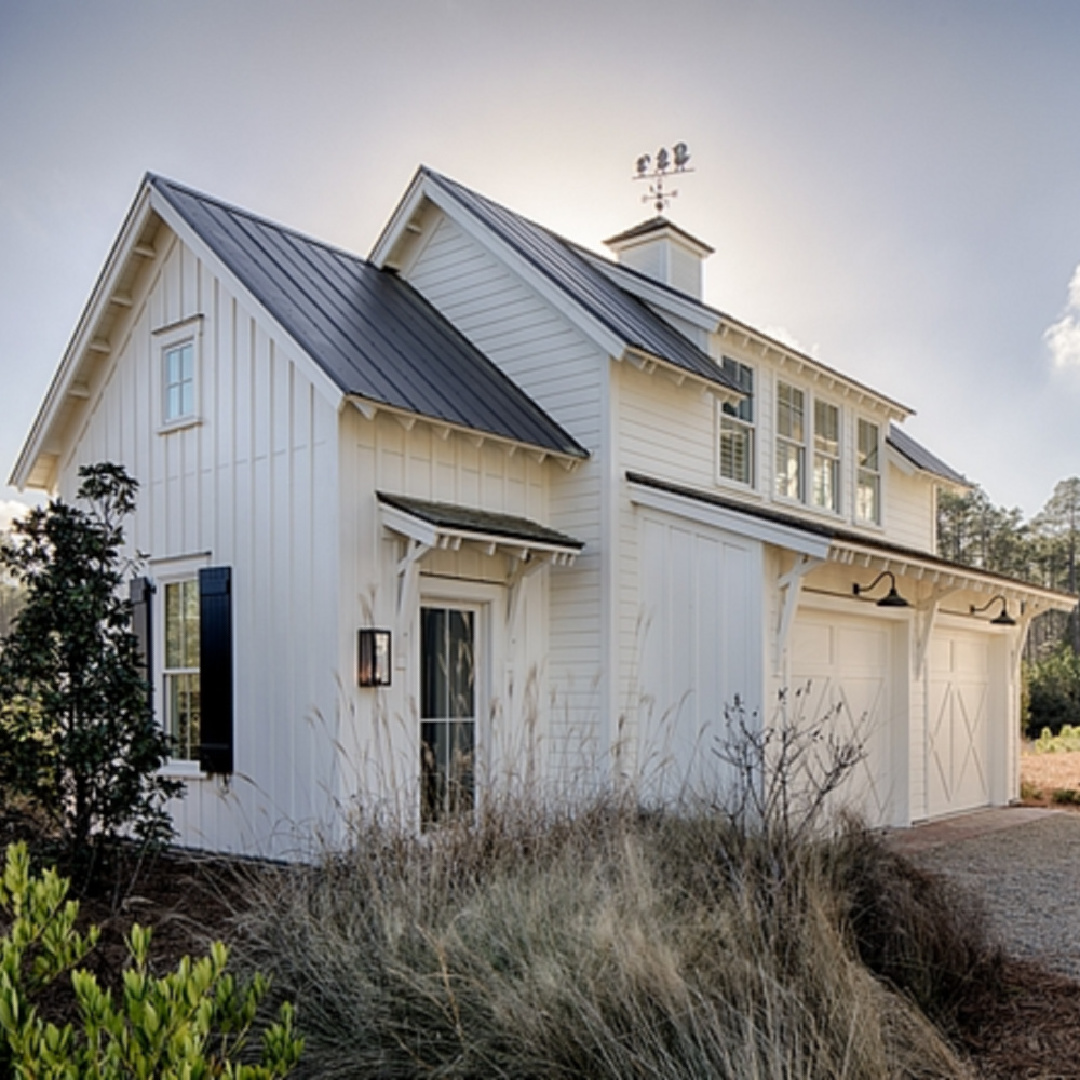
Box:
405, 212, 612, 780
56, 229, 342, 858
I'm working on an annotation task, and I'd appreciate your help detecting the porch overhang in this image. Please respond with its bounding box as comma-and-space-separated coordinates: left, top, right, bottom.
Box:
377, 491, 584, 566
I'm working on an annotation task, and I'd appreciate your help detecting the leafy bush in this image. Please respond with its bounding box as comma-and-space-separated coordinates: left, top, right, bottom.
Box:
1033, 723, 1080, 753
0, 841, 303, 1078
1025, 645, 1080, 739
0, 464, 181, 871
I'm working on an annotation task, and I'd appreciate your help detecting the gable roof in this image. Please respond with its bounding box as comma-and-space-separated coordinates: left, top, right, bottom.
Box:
402, 168, 740, 393
887, 424, 969, 487
149, 177, 587, 459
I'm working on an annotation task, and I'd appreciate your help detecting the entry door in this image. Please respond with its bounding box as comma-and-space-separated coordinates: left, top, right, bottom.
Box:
420, 605, 478, 826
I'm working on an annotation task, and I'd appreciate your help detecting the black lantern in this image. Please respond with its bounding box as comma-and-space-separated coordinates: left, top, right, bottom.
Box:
852, 569, 909, 608
357, 629, 392, 687
970, 596, 1016, 626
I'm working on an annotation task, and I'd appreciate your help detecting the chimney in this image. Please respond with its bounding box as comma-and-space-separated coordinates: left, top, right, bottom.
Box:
604, 217, 714, 300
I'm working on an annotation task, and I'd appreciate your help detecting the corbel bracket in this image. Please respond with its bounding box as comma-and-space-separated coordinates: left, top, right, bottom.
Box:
776, 554, 823, 667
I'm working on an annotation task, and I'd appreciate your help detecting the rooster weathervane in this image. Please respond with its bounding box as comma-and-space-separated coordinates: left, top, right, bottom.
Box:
634, 143, 694, 214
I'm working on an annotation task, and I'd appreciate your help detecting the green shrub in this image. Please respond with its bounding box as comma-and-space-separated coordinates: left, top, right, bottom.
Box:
0, 841, 303, 1078
1034, 723, 1080, 753
1025, 645, 1080, 739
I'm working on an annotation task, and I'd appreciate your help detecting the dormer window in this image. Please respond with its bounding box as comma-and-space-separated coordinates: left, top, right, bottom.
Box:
857, 418, 881, 524
718, 357, 754, 486
812, 400, 840, 513
775, 381, 806, 501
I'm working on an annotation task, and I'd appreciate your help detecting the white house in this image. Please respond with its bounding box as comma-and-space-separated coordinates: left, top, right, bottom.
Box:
11, 168, 1075, 855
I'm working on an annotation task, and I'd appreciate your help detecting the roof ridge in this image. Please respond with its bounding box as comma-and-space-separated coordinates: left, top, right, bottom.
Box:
148, 174, 371, 267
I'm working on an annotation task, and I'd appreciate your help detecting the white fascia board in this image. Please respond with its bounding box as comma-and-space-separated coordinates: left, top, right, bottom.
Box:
629, 481, 831, 559
407, 177, 627, 361
146, 188, 344, 414
368, 170, 426, 266
886, 444, 917, 477
10, 183, 158, 490
579, 251, 721, 333
828, 541, 1078, 613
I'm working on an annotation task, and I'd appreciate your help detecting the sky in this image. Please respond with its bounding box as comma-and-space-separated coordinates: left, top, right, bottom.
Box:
2, 0, 1080, 518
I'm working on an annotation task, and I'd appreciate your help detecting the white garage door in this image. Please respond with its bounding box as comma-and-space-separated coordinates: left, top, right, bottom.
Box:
927, 629, 991, 817
791, 612, 896, 827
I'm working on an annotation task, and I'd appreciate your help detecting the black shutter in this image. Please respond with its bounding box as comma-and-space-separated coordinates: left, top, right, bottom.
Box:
129, 576, 154, 719
198, 566, 233, 774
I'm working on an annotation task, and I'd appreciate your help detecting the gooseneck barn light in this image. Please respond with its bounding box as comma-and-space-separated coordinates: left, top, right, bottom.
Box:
852, 569, 910, 608
970, 596, 1016, 626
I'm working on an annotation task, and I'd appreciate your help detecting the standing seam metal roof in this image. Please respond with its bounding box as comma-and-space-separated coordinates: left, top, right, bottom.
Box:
887, 424, 969, 486
419, 168, 739, 393
149, 175, 588, 459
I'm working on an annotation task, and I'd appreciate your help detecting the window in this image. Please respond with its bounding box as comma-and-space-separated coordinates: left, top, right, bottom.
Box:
857, 418, 881, 524
420, 606, 476, 826
163, 341, 195, 423
812, 400, 840, 513
163, 578, 200, 761
775, 381, 806, 501
718, 357, 754, 486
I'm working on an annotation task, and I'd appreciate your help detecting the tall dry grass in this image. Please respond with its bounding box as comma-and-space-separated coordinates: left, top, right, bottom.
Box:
232, 794, 989, 1079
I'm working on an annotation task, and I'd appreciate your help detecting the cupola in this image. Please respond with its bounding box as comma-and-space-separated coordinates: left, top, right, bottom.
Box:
604, 217, 714, 301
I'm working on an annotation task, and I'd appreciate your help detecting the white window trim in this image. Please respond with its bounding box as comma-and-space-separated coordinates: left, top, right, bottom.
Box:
774, 379, 807, 505
811, 397, 842, 516
716, 357, 756, 491
154, 315, 203, 433
855, 417, 884, 527
152, 553, 211, 778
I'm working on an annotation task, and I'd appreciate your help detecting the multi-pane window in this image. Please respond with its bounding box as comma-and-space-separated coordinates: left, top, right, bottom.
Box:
163, 341, 195, 423
857, 418, 881, 524
164, 579, 200, 761
718, 357, 754, 486
812, 400, 840, 513
420, 606, 476, 826
775, 381, 806, 501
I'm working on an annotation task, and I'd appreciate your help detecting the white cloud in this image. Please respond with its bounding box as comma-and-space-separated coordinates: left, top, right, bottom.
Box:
0, 499, 30, 534
1044, 265, 1080, 367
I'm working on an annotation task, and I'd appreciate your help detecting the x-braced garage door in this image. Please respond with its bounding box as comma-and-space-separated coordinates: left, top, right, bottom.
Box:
927, 628, 995, 818
791, 611, 898, 827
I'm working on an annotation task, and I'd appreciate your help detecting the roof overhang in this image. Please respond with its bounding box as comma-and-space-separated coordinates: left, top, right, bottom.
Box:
377, 492, 584, 567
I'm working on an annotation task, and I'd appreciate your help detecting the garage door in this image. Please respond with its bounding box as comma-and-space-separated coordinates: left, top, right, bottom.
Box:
791, 612, 896, 827
927, 630, 990, 817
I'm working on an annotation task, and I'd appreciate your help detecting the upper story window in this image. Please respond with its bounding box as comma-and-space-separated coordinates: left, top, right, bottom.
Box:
155, 315, 202, 431
856, 418, 881, 524
718, 357, 754, 486
812, 399, 840, 513
163, 341, 195, 423
775, 381, 806, 501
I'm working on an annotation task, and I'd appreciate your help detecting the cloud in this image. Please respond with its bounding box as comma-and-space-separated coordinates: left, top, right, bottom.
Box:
1044, 265, 1080, 367
0, 499, 30, 533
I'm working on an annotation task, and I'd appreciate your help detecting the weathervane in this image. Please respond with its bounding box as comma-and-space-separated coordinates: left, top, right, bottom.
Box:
634, 142, 693, 214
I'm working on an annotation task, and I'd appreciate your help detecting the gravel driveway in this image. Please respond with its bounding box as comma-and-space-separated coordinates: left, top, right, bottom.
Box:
903, 810, 1080, 981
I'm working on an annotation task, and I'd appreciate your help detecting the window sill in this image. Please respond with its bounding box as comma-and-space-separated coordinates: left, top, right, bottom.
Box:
158, 416, 203, 435
159, 760, 208, 780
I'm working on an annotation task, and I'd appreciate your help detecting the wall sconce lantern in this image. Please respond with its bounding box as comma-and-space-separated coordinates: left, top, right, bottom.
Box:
970, 596, 1016, 626
852, 569, 909, 608
357, 629, 392, 687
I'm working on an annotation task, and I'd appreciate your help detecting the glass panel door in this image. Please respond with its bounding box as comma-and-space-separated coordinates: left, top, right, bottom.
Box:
420, 606, 476, 826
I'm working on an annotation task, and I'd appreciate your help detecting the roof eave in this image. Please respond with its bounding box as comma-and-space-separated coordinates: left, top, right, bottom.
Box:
10, 178, 157, 491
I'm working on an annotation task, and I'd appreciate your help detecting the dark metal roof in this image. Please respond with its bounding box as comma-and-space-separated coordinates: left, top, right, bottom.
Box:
377, 491, 584, 550
625, 471, 1073, 601
149, 175, 587, 459
887, 425, 969, 487
419, 168, 738, 392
